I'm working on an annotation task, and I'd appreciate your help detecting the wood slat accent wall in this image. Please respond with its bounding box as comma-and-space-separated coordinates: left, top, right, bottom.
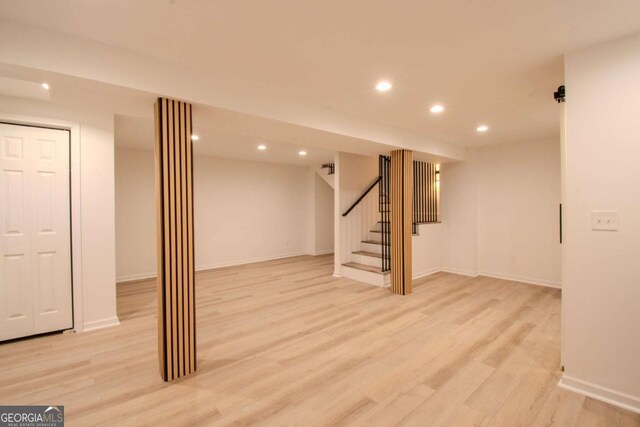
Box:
154, 98, 196, 381
390, 150, 413, 295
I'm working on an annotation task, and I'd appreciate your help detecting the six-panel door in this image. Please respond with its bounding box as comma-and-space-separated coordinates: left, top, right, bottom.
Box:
0, 123, 72, 341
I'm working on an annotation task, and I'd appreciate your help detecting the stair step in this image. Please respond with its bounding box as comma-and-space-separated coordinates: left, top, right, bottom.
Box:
372, 229, 419, 237
342, 262, 389, 275
361, 239, 390, 245
377, 220, 429, 226
353, 250, 389, 259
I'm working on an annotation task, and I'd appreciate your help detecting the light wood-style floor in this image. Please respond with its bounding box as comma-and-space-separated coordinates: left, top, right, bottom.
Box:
1, 255, 638, 426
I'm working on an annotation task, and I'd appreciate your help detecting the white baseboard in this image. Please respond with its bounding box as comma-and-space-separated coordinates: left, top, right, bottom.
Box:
441, 267, 480, 277
479, 270, 561, 289
559, 374, 640, 414
195, 251, 310, 272
411, 267, 560, 290
413, 268, 442, 280
118, 252, 316, 284
117, 259, 560, 292
116, 272, 156, 284
83, 316, 120, 332
312, 249, 335, 256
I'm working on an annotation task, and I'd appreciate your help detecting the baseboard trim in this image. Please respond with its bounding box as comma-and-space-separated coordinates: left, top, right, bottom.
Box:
559, 374, 640, 414
118, 261, 560, 291
312, 249, 335, 256
479, 271, 561, 289
441, 267, 480, 277
195, 252, 311, 272
83, 316, 120, 332
118, 252, 315, 284
413, 268, 442, 280
116, 272, 156, 284
411, 267, 560, 289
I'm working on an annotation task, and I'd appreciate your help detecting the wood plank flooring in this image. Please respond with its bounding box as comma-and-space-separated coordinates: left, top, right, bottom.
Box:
0, 254, 638, 426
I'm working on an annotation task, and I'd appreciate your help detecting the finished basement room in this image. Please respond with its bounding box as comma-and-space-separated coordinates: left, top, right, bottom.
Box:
0, 1, 639, 426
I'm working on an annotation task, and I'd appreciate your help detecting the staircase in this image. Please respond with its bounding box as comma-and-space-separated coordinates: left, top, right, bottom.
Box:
343, 220, 421, 287
339, 155, 439, 288
341, 217, 390, 288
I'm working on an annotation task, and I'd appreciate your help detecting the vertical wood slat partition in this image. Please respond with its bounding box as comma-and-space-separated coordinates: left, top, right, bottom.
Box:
154, 97, 196, 382
390, 150, 413, 295
413, 160, 439, 224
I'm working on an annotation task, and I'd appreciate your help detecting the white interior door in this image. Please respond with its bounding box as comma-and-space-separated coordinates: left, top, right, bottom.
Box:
0, 123, 72, 341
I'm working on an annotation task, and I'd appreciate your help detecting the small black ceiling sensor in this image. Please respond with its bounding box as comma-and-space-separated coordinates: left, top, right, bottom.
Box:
554, 85, 566, 103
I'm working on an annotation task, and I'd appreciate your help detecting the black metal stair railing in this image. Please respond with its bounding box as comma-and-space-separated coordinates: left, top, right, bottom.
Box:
342, 176, 381, 217
379, 156, 439, 273
379, 155, 391, 272
412, 160, 440, 231
321, 163, 335, 175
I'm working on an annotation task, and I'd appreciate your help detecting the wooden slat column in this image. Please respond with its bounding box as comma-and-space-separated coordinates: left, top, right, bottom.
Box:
390, 150, 413, 295
154, 98, 196, 381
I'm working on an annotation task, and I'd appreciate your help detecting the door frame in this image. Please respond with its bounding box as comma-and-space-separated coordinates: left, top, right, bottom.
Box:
0, 113, 84, 332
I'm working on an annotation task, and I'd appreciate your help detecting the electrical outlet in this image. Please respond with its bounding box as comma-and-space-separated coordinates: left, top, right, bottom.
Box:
591, 210, 618, 231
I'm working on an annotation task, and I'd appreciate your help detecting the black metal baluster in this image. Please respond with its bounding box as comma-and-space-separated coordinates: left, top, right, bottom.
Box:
379, 155, 391, 272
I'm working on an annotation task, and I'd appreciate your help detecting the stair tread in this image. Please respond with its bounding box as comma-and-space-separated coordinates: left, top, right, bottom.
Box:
372, 230, 419, 236
342, 262, 389, 275
361, 239, 390, 245
352, 250, 389, 259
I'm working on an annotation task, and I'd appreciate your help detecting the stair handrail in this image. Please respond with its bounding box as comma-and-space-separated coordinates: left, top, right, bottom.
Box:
342, 176, 381, 217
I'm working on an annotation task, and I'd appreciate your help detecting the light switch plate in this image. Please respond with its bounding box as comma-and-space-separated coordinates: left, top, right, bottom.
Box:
591, 210, 618, 231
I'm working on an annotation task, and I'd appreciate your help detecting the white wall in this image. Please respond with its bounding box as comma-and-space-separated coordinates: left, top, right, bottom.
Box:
412, 223, 447, 278
440, 155, 479, 276
476, 139, 561, 286
560, 33, 640, 411
194, 154, 311, 270
0, 96, 118, 331
314, 174, 334, 255
436, 138, 561, 286
115, 148, 155, 281
115, 147, 319, 281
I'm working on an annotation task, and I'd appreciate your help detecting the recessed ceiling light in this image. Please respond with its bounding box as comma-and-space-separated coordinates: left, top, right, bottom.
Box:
476, 125, 489, 132
430, 105, 445, 113
257, 144, 267, 150
375, 81, 392, 92
298, 150, 307, 156
190, 134, 199, 141
41, 83, 50, 90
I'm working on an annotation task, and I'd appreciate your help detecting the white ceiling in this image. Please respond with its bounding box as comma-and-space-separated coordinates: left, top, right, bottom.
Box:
1, 1, 640, 147
1, 61, 457, 165
115, 114, 336, 166
7, 63, 456, 167
0, 63, 353, 165
0, 76, 50, 102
